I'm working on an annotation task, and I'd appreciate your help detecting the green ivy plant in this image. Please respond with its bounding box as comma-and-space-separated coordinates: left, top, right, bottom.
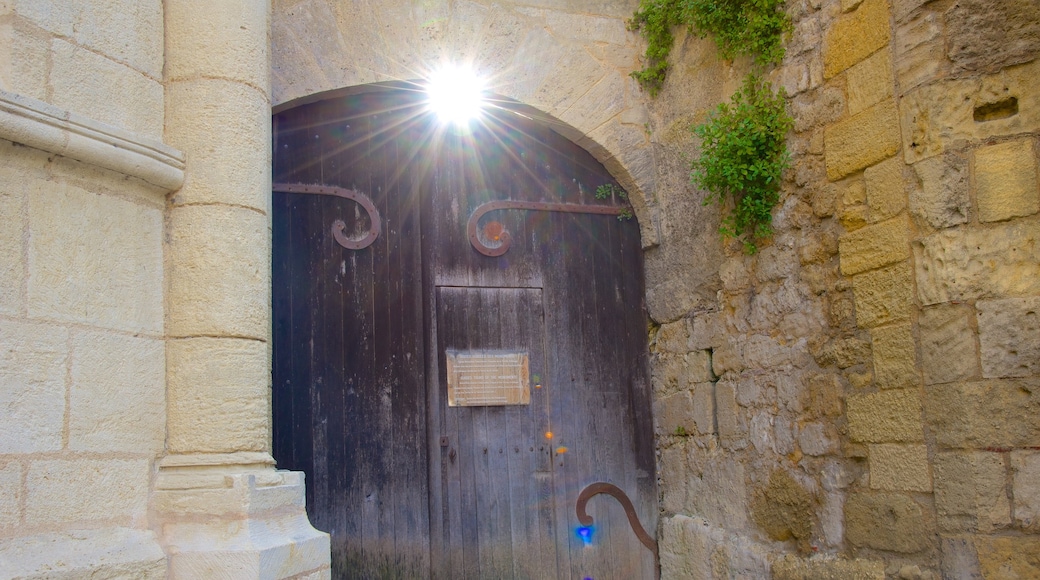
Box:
629, 0, 792, 253
691, 73, 792, 253
596, 183, 634, 220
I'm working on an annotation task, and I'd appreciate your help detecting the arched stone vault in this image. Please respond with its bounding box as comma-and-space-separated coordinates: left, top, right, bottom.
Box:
271, 0, 661, 247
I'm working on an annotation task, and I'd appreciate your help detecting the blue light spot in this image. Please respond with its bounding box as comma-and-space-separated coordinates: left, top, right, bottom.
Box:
576, 526, 594, 544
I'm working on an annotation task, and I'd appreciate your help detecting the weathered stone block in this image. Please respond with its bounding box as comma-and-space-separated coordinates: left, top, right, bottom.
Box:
0, 165, 24, 316
869, 444, 931, 491
659, 515, 716, 580
58, 0, 164, 78
772, 554, 885, 579
167, 204, 270, 340
165, 0, 269, 86
685, 445, 750, 529
69, 330, 165, 454
26, 458, 150, 524
939, 535, 983, 579
0, 527, 166, 579
817, 336, 871, 369
715, 379, 747, 442
0, 460, 22, 528
166, 337, 270, 454
975, 536, 1040, 579
847, 388, 923, 443
974, 139, 1039, 223
845, 492, 930, 553
864, 155, 907, 222
688, 311, 721, 351
791, 86, 845, 133
656, 319, 690, 353
658, 444, 687, 516
1011, 451, 1040, 528
919, 303, 979, 385
28, 181, 163, 334
910, 151, 970, 229
977, 297, 1040, 378
0, 17, 50, 102
751, 470, 814, 549
870, 322, 917, 389
165, 78, 271, 212
893, 9, 945, 92
810, 373, 844, 417
50, 39, 163, 139
691, 382, 716, 436
839, 214, 910, 275
933, 451, 1010, 532
925, 378, 1040, 448
846, 48, 893, 116
945, 0, 1040, 74
852, 262, 914, 328
0, 319, 67, 453
900, 59, 1040, 164
914, 219, 1040, 305
799, 422, 839, 456
824, 0, 891, 78
652, 352, 685, 396
825, 100, 902, 181
655, 390, 696, 436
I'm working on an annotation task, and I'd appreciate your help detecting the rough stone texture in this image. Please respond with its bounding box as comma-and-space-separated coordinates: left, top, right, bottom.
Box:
870, 322, 917, 389
0, 319, 67, 453
899, 59, 1040, 164
69, 330, 165, 454
869, 444, 931, 491
165, 78, 272, 211
973, 139, 1039, 223
919, 303, 979, 385
863, 155, 907, 223
750, 469, 815, 550
0, 460, 22, 529
772, 554, 885, 579
977, 297, 1040, 379
839, 214, 910, 275
49, 39, 164, 139
925, 378, 1040, 449
1011, 451, 1040, 529
659, 515, 770, 580
823, 0, 891, 78
825, 100, 902, 180
0, 161, 24, 316
845, 492, 930, 553
847, 388, 923, 443
933, 452, 1011, 533
846, 48, 893, 116
975, 536, 1040, 579
0, 527, 166, 579
716, 378, 747, 442
893, 7, 945, 92
939, 536, 983, 580
27, 180, 164, 334
25, 458, 151, 525
165, 0, 269, 87
944, 0, 1040, 75
166, 205, 271, 340
909, 151, 970, 229
166, 337, 270, 454
851, 261, 915, 328
913, 219, 1040, 305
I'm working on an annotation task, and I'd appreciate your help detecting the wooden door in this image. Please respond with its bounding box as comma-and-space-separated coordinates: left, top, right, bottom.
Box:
272, 85, 657, 579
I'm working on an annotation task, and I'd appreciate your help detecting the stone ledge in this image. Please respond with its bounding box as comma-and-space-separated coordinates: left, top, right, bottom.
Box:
0, 526, 166, 579
0, 90, 184, 192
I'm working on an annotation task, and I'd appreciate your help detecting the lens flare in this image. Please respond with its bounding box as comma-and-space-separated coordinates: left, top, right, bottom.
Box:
576, 526, 594, 545
426, 65, 486, 125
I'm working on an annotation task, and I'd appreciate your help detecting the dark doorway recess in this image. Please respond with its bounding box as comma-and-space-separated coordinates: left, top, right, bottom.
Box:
272, 84, 657, 579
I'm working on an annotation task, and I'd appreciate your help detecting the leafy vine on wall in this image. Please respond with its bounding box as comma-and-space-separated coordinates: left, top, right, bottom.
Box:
629, 0, 793, 253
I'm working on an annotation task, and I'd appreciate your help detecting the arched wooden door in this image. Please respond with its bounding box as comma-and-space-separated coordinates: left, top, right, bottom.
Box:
272, 85, 657, 579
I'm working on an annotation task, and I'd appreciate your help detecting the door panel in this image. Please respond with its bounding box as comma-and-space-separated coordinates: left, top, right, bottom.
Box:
272, 86, 656, 579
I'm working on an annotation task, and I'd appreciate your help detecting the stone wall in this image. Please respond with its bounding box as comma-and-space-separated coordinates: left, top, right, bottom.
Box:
651, 0, 1040, 577
0, 1, 170, 576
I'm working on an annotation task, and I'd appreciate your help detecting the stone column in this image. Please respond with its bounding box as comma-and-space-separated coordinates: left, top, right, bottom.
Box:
156, 1, 329, 577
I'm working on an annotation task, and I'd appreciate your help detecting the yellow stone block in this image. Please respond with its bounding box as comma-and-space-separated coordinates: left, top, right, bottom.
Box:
864, 155, 907, 221
974, 139, 1039, 223
0, 163, 24, 316
0, 461, 21, 528
869, 444, 931, 491
824, 0, 891, 79
839, 214, 910, 275
847, 48, 893, 116
25, 459, 150, 524
976, 537, 1040, 579
825, 100, 902, 181
848, 388, 924, 443
871, 322, 917, 389
852, 261, 914, 328
0, 319, 67, 454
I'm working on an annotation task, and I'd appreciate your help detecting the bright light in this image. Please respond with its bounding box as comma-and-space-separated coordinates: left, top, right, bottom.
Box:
426, 65, 486, 125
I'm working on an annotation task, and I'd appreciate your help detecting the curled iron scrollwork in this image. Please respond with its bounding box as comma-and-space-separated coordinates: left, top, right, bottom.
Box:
273, 183, 381, 250
467, 200, 625, 257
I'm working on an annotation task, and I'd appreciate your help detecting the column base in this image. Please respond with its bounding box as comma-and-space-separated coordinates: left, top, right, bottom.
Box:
153, 456, 330, 579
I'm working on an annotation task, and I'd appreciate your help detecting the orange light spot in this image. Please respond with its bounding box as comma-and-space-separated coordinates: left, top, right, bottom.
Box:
545, 431, 553, 439
556, 447, 568, 454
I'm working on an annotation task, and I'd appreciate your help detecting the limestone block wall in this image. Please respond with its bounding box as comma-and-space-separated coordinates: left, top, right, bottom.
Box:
0, 0, 170, 576
651, 0, 1040, 577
